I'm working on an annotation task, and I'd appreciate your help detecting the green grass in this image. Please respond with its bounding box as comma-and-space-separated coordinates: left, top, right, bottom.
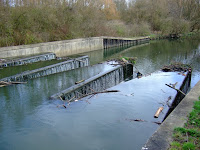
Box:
169, 97, 200, 150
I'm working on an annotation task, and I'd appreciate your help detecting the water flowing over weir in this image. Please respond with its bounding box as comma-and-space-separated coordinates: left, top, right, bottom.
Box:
103, 37, 149, 49
0, 55, 89, 82
50, 64, 133, 100
163, 71, 192, 121
0, 53, 56, 68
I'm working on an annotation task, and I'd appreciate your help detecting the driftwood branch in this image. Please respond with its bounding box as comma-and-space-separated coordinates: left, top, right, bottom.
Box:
76, 90, 120, 100
126, 119, 163, 125
165, 84, 186, 96
0, 81, 27, 87
57, 90, 120, 109
125, 118, 147, 122
75, 79, 85, 84
57, 96, 76, 109
152, 121, 162, 125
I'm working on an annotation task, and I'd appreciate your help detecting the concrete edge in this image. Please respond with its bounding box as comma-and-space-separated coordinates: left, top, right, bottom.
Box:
0, 53, 56, 67
142, 80, 200, 150
0, 37, 102, 51
0, 55, 89, 82
0, 36, 150, 52
50, 64, 123, 99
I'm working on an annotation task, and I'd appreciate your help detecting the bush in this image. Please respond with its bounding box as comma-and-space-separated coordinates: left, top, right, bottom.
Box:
182, 142, 196, 150
129, 22, 151, 37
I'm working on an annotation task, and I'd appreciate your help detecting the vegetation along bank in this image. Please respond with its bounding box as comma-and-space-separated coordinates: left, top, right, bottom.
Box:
0, 0, 200, 47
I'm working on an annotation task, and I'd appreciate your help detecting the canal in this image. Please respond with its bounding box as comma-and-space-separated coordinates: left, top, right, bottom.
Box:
0, 35, 200, 150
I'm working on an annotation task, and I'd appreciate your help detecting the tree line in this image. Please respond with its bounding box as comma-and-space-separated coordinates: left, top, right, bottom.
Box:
0, 0, 199, 47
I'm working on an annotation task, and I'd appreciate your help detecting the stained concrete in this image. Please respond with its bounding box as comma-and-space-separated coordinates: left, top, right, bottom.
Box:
142, 80, 200, 150
0, 37, 103, 58
0, 56, 89, 82
50, 63, 133, 100
0, 36, 150, 59
0, 53, 56, 68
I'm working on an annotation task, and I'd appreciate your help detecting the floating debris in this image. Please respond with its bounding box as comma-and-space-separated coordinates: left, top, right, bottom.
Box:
0, 81, 27, 87
126, 118, 147, 122
162, 62, 191, 72
166, 84, 186, 96
154, 107, 164, 118
107, 57, 137, 66
169, 82, 178, 88
152, 121, 162, 125
75, 79, 85, 84
137, 72, 143, 78
167, 96, 172, 102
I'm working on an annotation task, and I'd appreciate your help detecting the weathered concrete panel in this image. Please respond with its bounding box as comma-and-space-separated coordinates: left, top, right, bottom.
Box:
0, 56, 89, 82
50, 64, 133, 100
0, 36, 150, 59
0, 37, 103, 58
0, 53, 56, 68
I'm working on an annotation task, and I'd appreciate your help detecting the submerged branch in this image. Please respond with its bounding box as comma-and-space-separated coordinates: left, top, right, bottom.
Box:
76, 90, 120, 100
165, 84, 186, 96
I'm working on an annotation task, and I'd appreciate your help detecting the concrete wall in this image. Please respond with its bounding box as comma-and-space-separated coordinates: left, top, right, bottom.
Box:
0, 37, 103, 58
0, 36, 150, 59
103, 36, 150, 49
50, 64, 133, 100
0, 53, 56, 68
0, 56, 89, 82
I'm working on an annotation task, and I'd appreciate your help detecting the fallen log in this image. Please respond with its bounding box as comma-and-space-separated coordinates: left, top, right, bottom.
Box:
77, 90, 120, 100
69, 90, 120, 102
154, 107, 164, 118
56, 90, 120, 108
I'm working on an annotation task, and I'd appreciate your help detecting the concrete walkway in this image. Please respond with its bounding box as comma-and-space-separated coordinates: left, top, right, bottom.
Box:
143, 80, 200, 150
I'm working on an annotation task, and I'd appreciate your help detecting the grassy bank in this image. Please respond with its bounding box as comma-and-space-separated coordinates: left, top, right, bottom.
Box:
169, 97, 200, 150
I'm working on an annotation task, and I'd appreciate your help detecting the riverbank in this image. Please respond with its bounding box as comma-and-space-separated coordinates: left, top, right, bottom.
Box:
169, 97, 200, 150
143, 80, 200, 150
149, 31, 200, 40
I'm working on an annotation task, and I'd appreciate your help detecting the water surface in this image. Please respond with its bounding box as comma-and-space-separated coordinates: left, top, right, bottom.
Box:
0, 36, 200, 150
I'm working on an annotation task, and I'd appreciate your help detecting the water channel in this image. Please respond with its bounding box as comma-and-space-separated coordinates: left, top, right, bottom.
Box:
0, 35, 200, 150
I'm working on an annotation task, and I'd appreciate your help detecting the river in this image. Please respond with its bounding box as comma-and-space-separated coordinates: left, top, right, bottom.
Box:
0, 36, 200, 150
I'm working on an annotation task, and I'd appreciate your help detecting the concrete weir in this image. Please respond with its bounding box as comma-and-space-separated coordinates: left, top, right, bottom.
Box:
0, 53, 56, 68
0, 36, 150, 58
163, 71, 191, 120
50, 64, 133, 100
0, 55, 89, 82
103, 37, 150, 49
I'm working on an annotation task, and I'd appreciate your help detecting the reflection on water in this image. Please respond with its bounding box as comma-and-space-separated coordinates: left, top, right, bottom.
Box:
82, 37, 200, 87
0, 36, 200, 150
